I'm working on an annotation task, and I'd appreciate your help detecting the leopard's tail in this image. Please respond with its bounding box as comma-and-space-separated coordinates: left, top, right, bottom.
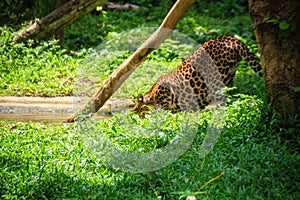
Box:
237, 40, 263, 77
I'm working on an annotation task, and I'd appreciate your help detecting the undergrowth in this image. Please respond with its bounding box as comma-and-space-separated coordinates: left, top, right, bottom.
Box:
1, 96, 299, 199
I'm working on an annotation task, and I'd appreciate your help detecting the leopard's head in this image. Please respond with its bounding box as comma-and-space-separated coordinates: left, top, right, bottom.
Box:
132, 94, 150, 118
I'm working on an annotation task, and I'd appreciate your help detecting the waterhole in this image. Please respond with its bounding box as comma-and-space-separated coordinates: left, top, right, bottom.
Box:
0, 96, 133, 123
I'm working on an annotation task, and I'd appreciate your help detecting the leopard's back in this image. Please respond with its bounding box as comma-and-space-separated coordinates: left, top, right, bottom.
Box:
201, 36, 262, 86
133, 36, 263, 116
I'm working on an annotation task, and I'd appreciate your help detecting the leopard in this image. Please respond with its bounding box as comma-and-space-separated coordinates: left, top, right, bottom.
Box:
132, 36, 263, 117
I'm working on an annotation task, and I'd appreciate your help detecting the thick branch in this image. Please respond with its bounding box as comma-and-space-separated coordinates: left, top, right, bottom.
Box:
66, 0, 196, 122
13, 0, 108, 42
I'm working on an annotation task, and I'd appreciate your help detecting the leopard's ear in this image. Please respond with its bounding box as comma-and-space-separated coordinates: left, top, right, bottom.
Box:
137, 94, 144, 103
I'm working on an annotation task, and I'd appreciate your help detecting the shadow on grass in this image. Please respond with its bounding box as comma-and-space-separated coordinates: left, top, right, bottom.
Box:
0, 155, 154, 199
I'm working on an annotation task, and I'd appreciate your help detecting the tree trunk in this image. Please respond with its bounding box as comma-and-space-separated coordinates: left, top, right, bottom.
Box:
13, 0, 108, 42
66, 0, 196, 122
248, 0, 300, 116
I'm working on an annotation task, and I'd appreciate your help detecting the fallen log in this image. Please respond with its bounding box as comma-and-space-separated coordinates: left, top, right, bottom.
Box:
13, 0, 108, 42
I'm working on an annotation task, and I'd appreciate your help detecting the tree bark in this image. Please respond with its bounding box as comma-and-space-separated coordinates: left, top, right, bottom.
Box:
13, 0, 108, 42
66, 0, 196, 122
248, 0, 300, 116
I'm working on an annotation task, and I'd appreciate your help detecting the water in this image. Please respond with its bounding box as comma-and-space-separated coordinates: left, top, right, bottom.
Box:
0, 112, 71, 122
0, 96, 132, 123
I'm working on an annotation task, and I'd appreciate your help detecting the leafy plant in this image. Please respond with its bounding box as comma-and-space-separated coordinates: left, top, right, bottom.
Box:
264, 15, 297, 37
293, 86, 300, 92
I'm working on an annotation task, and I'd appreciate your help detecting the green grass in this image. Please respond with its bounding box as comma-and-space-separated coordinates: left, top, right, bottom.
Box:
1, 98, 299, 199
1, 0, 300, 199
0, 34, 79, 96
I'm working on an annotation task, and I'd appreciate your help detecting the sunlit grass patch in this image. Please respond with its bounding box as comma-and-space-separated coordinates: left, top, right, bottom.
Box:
1, 91, 299, 199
